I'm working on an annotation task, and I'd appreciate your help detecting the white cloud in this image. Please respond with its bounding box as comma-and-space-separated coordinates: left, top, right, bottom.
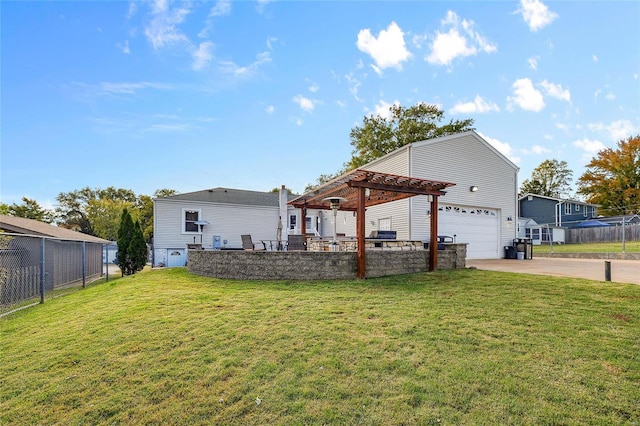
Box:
219, 50, 272, 77
199, 1, 232, 38
450, 95, 500, 114
209, 0, 231, 17
588, 120, 639, 141
522, 144, 551, 155
539, 79, 571, 102
308, 83, 319, 93
478, 132, 521, 164
516, 0, 558, 32
265, 105, 274, 114
356, 21, 412, 74
117, 40, 131, 54
528, 56, 539, 70
507, 78, 545, 111
573, 138, 606, 163
426, 11, 497, 67
97, 81, 173, 95
293, 95, 316, 113
192, 41, 214, 70
144, 0, 191, 50
593, 55, 599, 62
372, 99, 400, 119
345, 72, 363, 102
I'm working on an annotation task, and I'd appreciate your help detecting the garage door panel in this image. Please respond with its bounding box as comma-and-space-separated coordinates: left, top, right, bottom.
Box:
439, 205, 499, 259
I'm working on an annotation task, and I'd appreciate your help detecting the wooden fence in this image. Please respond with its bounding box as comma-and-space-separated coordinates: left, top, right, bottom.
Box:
566, 223, 640, 243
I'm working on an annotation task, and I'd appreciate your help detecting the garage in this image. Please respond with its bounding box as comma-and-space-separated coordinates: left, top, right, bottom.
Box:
438, 204, 499, 259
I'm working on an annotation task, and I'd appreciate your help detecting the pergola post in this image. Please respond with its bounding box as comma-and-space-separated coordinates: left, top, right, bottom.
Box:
357, 187, 366, 279
300, 205, 307, 236
429, 195, 438, 271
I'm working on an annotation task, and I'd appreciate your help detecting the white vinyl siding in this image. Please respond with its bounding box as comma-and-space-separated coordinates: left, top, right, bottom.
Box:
362, 132, 518, 258
154, 199, 280, 250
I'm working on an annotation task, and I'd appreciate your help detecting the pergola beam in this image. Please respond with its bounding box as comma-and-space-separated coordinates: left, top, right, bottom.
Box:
288, 169, 456, 278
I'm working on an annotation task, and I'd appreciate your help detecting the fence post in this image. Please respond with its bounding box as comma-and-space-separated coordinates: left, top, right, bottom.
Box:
604, 260, 611, 282
105, 244, 109, 282
40, 237, 45, 304
82, 241, 86, 288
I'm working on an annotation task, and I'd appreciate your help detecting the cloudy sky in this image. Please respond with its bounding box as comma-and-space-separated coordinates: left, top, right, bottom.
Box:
2, 0, 638, 207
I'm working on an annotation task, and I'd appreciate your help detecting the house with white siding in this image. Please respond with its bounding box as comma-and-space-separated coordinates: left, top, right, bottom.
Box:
357, 130, 519, 259
153, 130, 519, 265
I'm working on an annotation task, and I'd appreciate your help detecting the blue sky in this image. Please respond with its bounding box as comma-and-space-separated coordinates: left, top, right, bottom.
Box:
2, 0, 639, 208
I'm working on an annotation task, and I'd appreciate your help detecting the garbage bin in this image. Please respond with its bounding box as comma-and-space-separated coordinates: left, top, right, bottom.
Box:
504, 245, 517, 259
513, 238, 533, 259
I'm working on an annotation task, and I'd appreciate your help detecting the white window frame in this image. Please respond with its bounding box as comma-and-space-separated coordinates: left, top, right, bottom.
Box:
592, 206, 597, 217
575, 204, 581, 212
583, 206, 588, 217
182, 208, 202, 234
564, 203, 571, 215
378, 217, 392, 231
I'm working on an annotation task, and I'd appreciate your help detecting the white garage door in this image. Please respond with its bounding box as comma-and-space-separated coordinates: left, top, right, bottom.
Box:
437, 204, 499, 259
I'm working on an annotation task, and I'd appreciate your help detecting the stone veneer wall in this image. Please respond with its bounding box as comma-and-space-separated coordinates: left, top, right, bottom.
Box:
187, 244, 467, 280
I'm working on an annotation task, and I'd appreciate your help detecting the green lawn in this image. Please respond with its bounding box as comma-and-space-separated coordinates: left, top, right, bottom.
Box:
2, 268, 639, 425
533, 241, 640, 253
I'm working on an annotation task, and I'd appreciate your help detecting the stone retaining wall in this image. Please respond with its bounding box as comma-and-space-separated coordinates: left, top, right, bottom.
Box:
187, 244, 467, 280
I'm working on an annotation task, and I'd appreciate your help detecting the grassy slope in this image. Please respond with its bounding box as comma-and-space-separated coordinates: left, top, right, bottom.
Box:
1, 268, 639, 425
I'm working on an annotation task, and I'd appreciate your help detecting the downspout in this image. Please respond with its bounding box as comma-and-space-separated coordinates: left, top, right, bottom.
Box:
555, 200, 564, 227
408, 144, 413, 239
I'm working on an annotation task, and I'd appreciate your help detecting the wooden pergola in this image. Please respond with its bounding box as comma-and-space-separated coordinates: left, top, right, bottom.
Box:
288, 169, 456, 278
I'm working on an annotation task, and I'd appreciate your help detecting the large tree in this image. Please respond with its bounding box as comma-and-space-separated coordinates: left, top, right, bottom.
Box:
520, 159, 573, 198
577, 134, 640, 216
347, 102, 475, 170
86, 198, 135, 241
7, 197, 54, 223
306, 103, 474, 190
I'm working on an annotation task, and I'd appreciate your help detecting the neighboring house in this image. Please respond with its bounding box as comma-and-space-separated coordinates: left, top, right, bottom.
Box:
0, 214, 108, 244
518, 193, 600, 245
595, 214, 640, 226
152, 186, 297, 267
357, 130, 519, 259
518, 194, 599, 228
0, 214, 108, 290
153, 130, 519, 264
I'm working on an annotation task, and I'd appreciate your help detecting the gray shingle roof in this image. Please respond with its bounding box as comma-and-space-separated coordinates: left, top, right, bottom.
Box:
156, 187, 289, 207
0, 215, 109, 243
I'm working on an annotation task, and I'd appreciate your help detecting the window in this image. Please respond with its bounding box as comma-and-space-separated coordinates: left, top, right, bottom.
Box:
183, 209, 201, 233
583, 206, 588, 217
564, 203, 571, 215
378, 217, 392, 231
575, 204, 581, 212
592, 206, 597, 217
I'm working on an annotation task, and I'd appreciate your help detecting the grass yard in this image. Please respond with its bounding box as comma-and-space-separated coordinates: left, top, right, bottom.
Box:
533, 241, 640, 254
1, 268, 639, 425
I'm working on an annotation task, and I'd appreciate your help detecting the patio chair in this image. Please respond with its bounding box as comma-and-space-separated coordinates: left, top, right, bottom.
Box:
287, 234, 307, 251
241, 234, 266, 251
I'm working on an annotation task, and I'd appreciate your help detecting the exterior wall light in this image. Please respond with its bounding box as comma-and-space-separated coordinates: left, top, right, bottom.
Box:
470, 186, 479, 192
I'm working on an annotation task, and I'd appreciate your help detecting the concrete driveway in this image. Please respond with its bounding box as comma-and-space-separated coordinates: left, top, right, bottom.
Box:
467, 258, 640, 285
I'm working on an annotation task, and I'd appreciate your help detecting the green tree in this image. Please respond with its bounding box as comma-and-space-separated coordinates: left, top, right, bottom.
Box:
306, 102, 474, 190
116, 208, 148, 275
577, 134, 640, 215
116, 208, 135, 276
8, 197, 54, 223
520, 159, 573, 198
86, 198, 134, 240
0, 203, 9, 215
347, 102, 475, 170
129, 220, 148, 273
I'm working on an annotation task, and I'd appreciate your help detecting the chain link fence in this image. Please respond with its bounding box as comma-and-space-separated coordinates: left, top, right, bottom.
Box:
0, 233, 105, 316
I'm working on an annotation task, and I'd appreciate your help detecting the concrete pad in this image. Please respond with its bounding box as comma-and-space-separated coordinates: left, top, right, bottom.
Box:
467, 258, 640, 285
